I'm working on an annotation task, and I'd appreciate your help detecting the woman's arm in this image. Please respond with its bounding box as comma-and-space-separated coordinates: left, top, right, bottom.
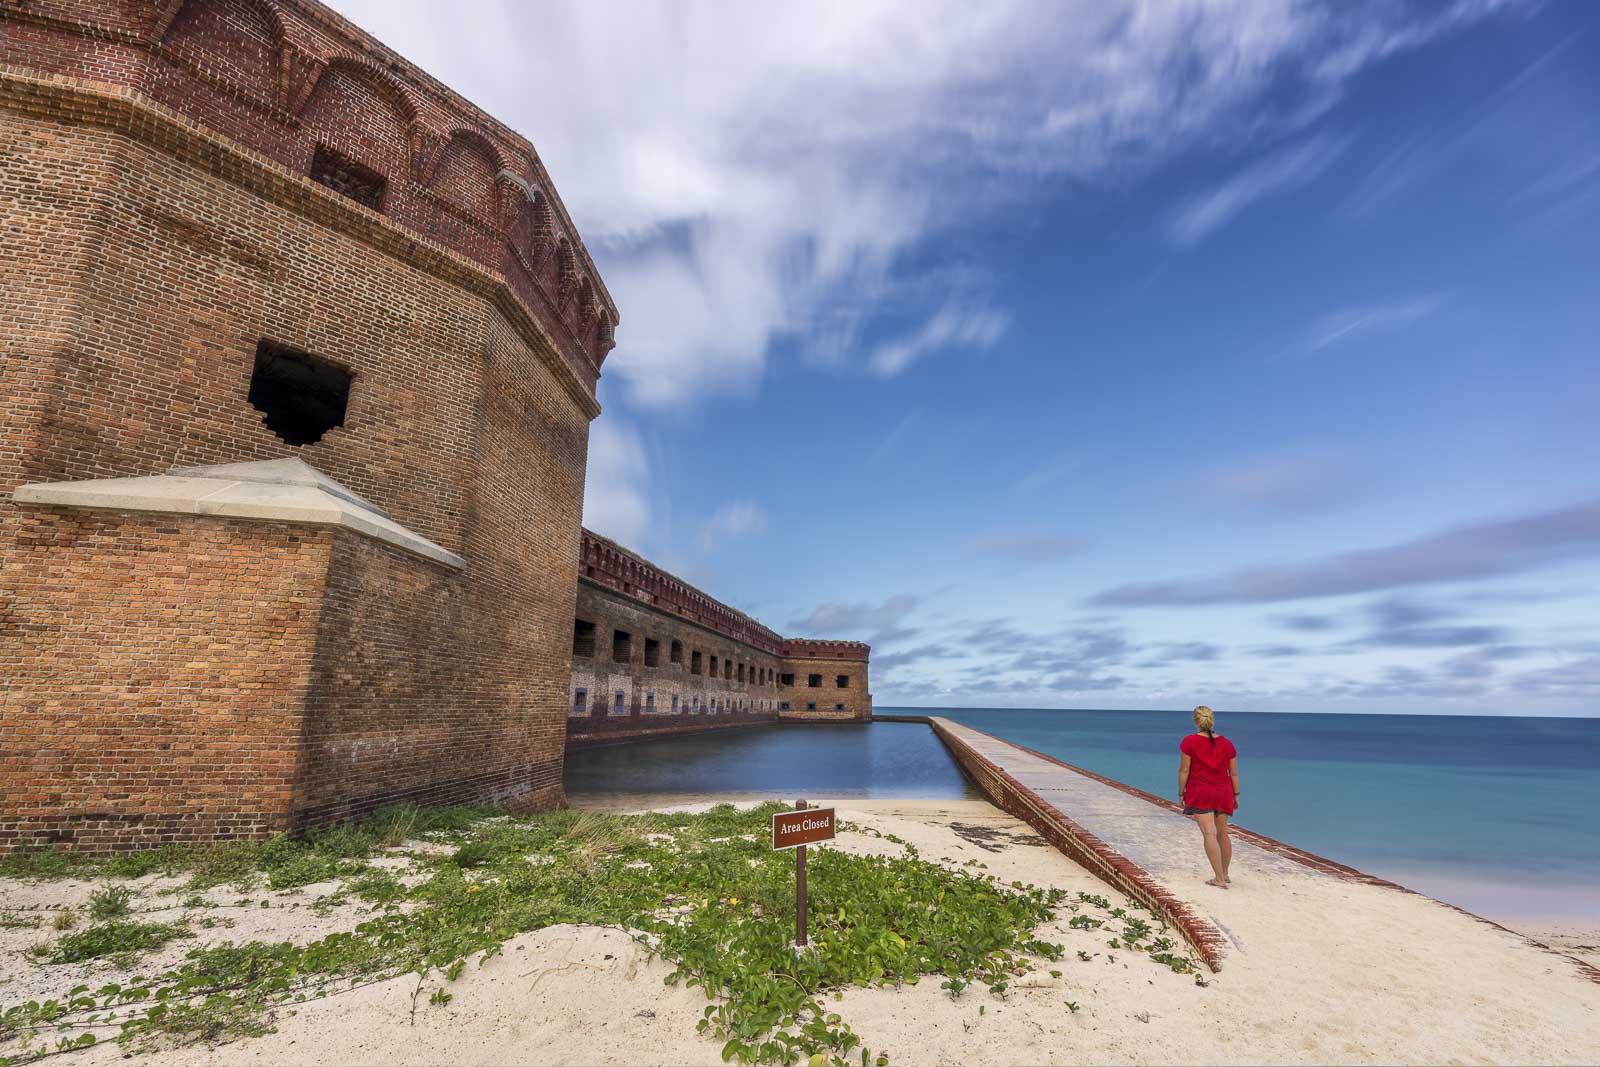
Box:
1229, 757, 1240, 799
1178, 752, 1190, 803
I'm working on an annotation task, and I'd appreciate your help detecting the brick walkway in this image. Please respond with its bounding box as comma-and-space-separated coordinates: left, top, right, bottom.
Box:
930, 716, 1600, 984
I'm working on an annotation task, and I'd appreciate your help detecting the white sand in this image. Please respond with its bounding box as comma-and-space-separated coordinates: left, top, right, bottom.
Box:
4, 799, 1598, 1066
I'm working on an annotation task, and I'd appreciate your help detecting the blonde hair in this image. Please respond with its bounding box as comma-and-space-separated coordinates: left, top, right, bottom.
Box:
1193, 705, 1215, 737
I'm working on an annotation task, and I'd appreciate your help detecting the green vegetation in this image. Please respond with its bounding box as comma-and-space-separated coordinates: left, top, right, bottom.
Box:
0, 803, 1200, 1067
85, 888, 133, 923
41, 921, 191, 965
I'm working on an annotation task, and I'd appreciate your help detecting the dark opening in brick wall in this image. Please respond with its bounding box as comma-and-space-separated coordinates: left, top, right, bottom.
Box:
836, 675, 850, 688
736, 663, 745, 683
670, 640, 684, 664
724, 660, 733, 680
611, 629, 632, 663
780, 673, 794, 687
709, 655, 718, 677
248, 340, 351, 446
310, 144, 386, 211
808, 674, 822, 688
644, 637, 660, 668
691, 651, 703, 675
572, 619, 595, 658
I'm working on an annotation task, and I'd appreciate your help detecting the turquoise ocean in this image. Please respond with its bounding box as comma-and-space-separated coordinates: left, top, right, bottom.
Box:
564, 707, 1600, 924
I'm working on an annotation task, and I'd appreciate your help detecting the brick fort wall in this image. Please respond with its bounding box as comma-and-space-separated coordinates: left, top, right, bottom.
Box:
568, 531, 870, 749
0, 0, 611, 850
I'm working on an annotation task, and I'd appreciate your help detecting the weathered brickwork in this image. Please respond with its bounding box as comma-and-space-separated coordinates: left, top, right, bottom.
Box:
569, 531, 871, 748
0, 510, 332, 850
0, 0, 602, 851
0, 0, 868, 852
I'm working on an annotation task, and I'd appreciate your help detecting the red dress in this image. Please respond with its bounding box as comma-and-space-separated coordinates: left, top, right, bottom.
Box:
1181, 733, 1237, 814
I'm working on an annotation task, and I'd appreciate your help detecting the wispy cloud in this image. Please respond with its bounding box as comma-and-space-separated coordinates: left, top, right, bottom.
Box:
792, 595, 919, 638
1345, 29, 1592, 219
874, 643, 955, 671
331, 0, 1507, 409
1278, 613, 1340, 632
1304, 295, 1443, 353
1012, 449, 1091, 495
869, 411, 920, 465
582, 417, 651, 546
868, 303, 1010, 378
1204, 456, 1352, 514
1091, 496, 1600, 606
973, 532, 1086, 562
698, 500, 768, 552
1169, 133, 1351, 246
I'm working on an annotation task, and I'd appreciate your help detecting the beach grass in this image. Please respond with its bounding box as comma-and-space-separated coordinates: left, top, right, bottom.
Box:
0, 802, 1092, 1067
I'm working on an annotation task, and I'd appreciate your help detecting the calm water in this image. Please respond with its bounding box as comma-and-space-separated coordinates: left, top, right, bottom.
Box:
566, 709, 1600, 922
565, 722, 976, 800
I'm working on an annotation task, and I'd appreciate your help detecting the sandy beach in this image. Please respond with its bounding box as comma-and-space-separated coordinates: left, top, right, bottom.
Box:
2, 797, 1596, 1066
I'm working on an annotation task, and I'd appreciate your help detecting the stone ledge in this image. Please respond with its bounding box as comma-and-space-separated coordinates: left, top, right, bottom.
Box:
12, 458, 465, 569
929, 717, 1230, 972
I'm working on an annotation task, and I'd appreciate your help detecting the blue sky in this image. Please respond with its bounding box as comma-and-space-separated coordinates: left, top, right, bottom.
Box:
334, 1, 1600, 715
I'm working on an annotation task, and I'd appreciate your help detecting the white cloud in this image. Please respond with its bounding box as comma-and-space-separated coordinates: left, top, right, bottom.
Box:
581, 417, 650, 546
868, 303, 1010, 377
699, 500, 769, 553
1169, 133, 1351, 245
330, 0, 1508, 408
1305, 295, 1443, 352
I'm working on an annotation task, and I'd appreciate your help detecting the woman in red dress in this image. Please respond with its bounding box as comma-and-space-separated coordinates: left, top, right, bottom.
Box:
1178, 705, 1240, 888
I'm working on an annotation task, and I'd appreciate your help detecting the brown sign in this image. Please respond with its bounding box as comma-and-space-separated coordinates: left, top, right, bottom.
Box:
772, 806, 836, 851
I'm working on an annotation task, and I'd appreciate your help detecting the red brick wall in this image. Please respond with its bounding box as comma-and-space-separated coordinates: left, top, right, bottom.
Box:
0, 510, 331, 851
0, 57, 593, 848
568, 536, 873, 744
777, 653, 872, 721
0, 0, 618, 387
568, 580, 783, 748
295, 529, 566, 824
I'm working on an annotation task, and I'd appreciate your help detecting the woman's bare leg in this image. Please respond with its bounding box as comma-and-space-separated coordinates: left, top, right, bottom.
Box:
1194, 812, 1228, 886
1216, 813, 1232, 883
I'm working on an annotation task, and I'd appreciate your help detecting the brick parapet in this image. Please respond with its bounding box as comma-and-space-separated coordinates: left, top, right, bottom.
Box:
781, 639, 870, 662
570, 537, 874, 742
578, 528, 872, 664
0, 0, 617, 395
0, 65, 601, 417
580, 528, 788, 654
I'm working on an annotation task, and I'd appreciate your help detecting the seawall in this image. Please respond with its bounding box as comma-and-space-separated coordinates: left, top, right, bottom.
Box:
886, 714, 1600, 983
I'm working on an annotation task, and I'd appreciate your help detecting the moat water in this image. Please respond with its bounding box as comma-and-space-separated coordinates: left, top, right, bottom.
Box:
565, 707, 1600, 924
564, 721, 976, 801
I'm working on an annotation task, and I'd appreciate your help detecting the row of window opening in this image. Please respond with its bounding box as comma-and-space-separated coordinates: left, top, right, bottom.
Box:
568, 689, 842, 717
573, 620, 851, 687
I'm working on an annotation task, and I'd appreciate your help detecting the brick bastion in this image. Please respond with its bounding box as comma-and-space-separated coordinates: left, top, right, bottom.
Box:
0, 0, 868, 853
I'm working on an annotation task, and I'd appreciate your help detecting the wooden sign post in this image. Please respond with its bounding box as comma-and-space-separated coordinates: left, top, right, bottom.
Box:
772, 799, 835, 949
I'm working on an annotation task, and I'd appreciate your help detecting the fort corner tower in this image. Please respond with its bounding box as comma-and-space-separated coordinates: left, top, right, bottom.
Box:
0, 0, 618, 849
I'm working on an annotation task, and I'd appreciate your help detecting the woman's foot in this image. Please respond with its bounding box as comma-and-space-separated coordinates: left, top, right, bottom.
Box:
1205, 877, 1230, 889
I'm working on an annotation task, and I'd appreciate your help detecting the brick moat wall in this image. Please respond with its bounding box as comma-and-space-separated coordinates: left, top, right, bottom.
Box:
568, 579, 785, 748
569, 531, 871, 748
0, 0, 602, 851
